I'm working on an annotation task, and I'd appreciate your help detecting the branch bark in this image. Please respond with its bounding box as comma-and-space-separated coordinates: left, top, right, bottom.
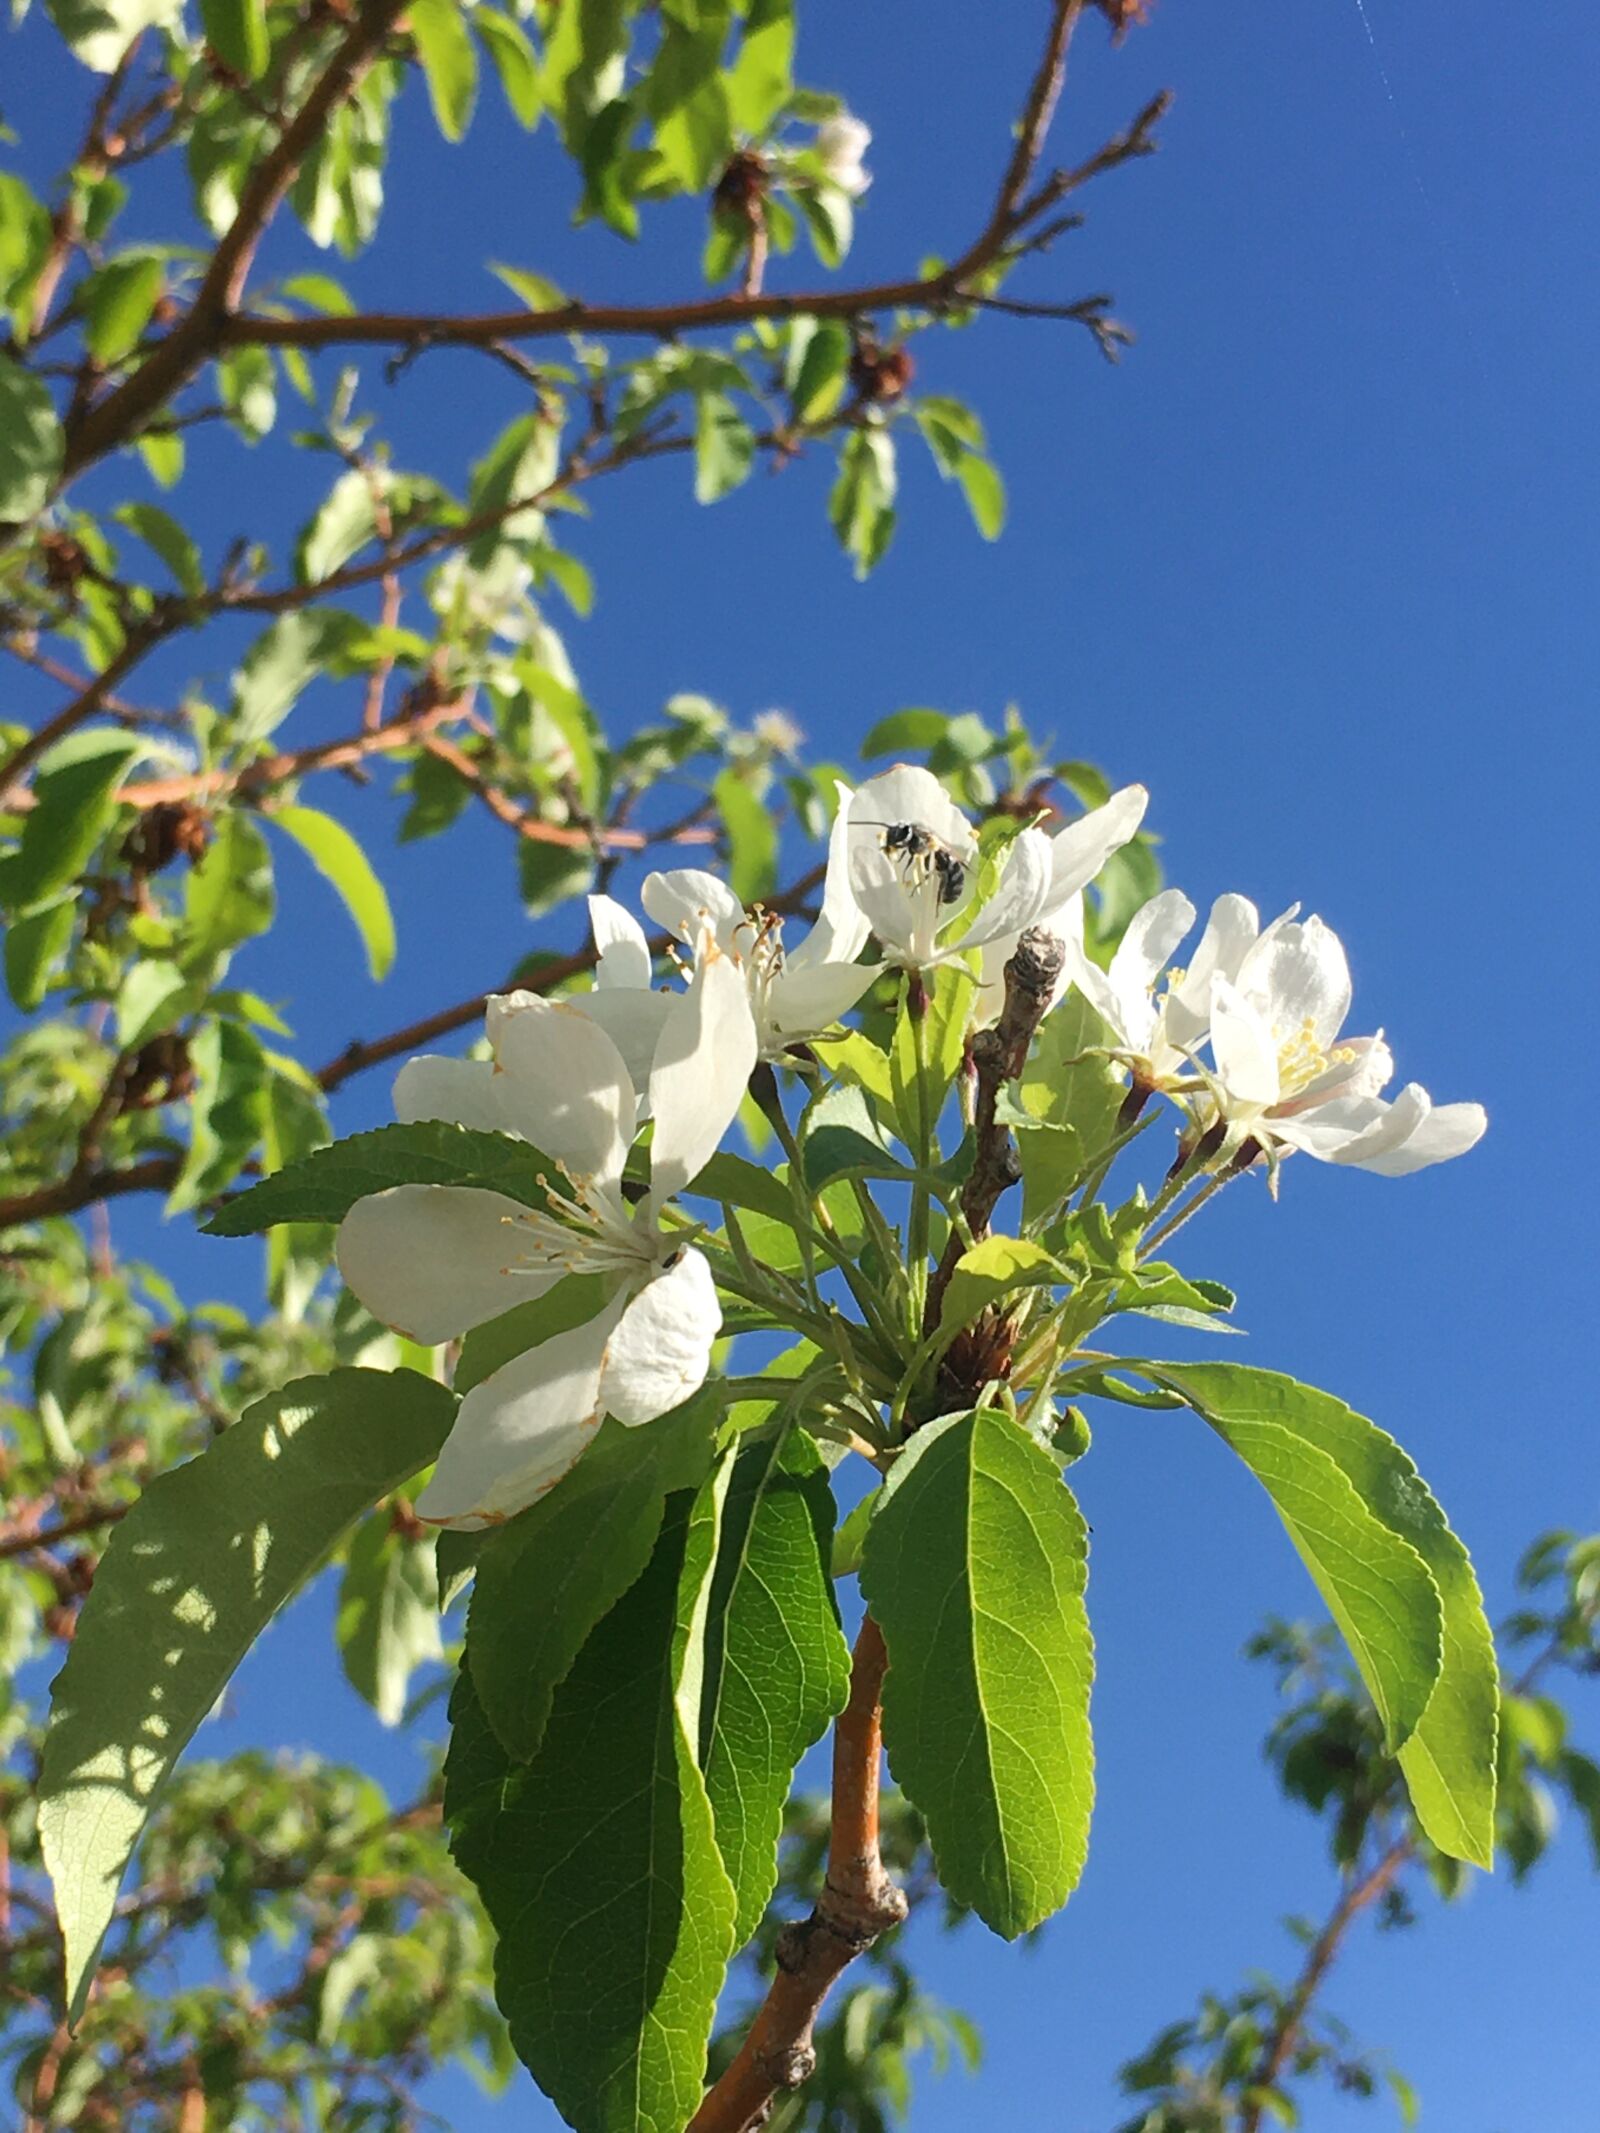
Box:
1238, 1838, 1413, 2133
688, 1618, 907, 2133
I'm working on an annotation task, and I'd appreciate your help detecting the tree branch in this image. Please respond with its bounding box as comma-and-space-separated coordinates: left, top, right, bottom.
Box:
688, 1617, 906, 2133
58, 0, 413, 483
1238, 1837, 1413, 2133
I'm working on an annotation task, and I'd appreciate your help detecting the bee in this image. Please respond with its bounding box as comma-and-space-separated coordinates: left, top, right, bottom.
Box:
855, 820, 969, 906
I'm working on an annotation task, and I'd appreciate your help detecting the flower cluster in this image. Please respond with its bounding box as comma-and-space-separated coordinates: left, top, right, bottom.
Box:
335, 763, 1485, 1529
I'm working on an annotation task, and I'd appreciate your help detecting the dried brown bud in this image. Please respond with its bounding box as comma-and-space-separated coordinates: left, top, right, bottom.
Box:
712, 149, 768, 220
123, 799, 213, 875
849, 341, 915, 405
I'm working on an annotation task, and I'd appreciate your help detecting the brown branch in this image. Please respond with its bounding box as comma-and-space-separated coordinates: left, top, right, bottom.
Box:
1238, 1838, 1413, 2133
59, 0, 412, 483
214, 13, 1160, 362
689, 1618, 906, 2133
418, 731, 719, 854
0, 1502, 130, 1563
0, 626, 166, 790
924, 925, 1066, 1336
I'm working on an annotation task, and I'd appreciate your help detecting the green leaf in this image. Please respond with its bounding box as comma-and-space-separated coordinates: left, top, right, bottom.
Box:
829, 427, 896, 578
446, 1491, 737, 2133
337, 1511, 445, 1727
810, 1030, 899, 1134
475, 7, 543, 128
0, 728, 139, 915
489, 261, 566, 311
891, 959, 973, 1137
689, 1148, 802, 1228
199, 0, 269, 79
230, 611, 341, 743
860, 707, 949, 758
956, 451, 1007, 540
787, 315, 850, 422
467, 1399, 717, 1760
267, 804, 396, 980
182, 810, 275, 974
112, 502, 204, 597
860, 1407, 1095, 1938
726, 0, 794, 138
166, 1015, 269, 1212
410, 0, 480, 141
4, 893, 77, 1011
45, 0, 182, 72
698, 1428, 851, 1944
713, 767, 776, 901
204, 1120, 554, 1235
1153, 1363, 1497, 1865
116, 957, 197, 1050
40, 1366, 456, 2018
940, 1236, 1061, 1339
296, 467, 379, 586
81, 253, 164, 364
217, 342, 276, 441
454, 1274, 613, 1398
1014, 988, 1124, 1220
1147, 1364, 1446, 1757
694, 390, 756, 504
802, 1083, 919, 1193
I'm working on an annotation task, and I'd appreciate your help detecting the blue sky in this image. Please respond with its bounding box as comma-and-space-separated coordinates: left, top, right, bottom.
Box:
8, 0, 1599, 2125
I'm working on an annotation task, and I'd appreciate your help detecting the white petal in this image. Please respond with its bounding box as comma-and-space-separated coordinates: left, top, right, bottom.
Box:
1164, 893, 1261, 1052
1267, 1093, 1390, 1160
768, 957, 878, 1042
844, 839, 921, 964
483, 989, 543, 1048
336, 1185, 549, 1344
954, 827, 1055, 952
1109, 887, 1195, 1013
393, 1055, 508, 1135
600, 1248, 721, 1425
1210, 976, 1281, 1109
1242, 916, 1352, 1051
640, 868, 744, 951
1354, 1098, 1486, 1176
588, 894, 653, 990
1043, 783, 1149, 912
416, 1301, 625, 1529
576, 986, 679, 1096
849, 765, 975, 857
491, 996, 637, 1184
788, 780, 872, 972
1322, 1084, 1488, 1177
647, 942, 757, 1203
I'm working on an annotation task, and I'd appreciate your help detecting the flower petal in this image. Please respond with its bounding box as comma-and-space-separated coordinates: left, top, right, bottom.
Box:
600, 1247, 721, 1425
1241, 915, 1353, 1051
416, 1301, 626, 1529
1042, 783, 1149, 911
1317, 1083, 1488, 1177
1210, 976, 1282, 1109
640, 868, 745, 951
1164, 893, 1260, 1053
647, 940, 758, 1202
955, 827, 1055, 952
768, 957, 878, 1042
849, 765, 976, 858
787, 780, 872, 972
576, 986, 679, 1097
843, 839, 921, 964
588, 894, 653, 990
336, 1185, 549, 1344
393, 1055, 507, 1135
490, 995, 638, 1185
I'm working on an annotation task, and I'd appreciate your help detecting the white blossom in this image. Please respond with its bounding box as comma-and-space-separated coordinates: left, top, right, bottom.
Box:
814, 115, 872, 197
1206, 914, 1486, 1176
631, 782, 875, 1059
335, 944, 756, 1529
1051, 887, 1278, 1093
